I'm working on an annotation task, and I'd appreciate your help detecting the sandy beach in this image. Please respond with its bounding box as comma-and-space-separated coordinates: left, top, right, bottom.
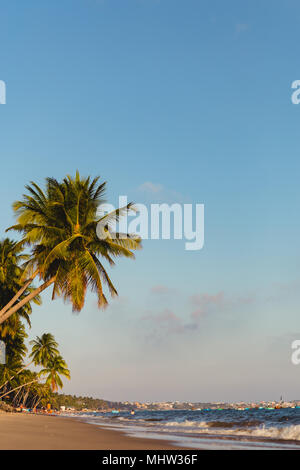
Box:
0, 413, 187, 450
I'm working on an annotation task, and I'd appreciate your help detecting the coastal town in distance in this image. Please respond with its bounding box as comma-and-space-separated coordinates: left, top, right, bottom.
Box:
53, 396, 300, 413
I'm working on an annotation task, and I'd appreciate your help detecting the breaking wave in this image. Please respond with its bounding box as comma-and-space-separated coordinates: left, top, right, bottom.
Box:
162, 420, 300, 441
59, 408, 300, 447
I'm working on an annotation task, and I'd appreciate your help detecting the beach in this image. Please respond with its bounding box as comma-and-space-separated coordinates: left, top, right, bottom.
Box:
0, 413, 185, 450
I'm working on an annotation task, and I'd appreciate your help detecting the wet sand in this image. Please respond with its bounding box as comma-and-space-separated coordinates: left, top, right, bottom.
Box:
0, 413, 187, 449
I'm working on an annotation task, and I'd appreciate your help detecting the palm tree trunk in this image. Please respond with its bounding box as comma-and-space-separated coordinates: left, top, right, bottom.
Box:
19, 388, 26, 406
0, 360, 34, 391
31, 393, 38, 408
12, 388, 22, 406
33, 396, 42, 409
0, 276, 56, 325
22, 389, 30, 406
0, 379, 38, 400
0, 270, 39, 317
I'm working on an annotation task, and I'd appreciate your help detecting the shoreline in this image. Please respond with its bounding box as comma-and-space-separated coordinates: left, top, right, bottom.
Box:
0, 413, 190, 450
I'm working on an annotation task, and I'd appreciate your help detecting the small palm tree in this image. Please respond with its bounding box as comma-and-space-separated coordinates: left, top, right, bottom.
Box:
0, 348, 70, 400
30, 382, 51, 409
0, 370, 40, 401
30, 333, 59, 367
0, 332, 60, 392
40, 355, 70, 392
0, 172, 141, 324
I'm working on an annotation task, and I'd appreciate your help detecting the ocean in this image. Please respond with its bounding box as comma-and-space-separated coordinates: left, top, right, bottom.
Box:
60, 408, 300, 450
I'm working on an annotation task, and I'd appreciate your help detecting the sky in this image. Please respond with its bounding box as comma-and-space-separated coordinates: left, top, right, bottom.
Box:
0, 0, 300, 403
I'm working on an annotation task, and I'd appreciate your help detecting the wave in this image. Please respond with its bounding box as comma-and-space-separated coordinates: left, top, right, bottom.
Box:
161, 420, 300, 441
164, 419, 261, 428
58, 411, 300, 444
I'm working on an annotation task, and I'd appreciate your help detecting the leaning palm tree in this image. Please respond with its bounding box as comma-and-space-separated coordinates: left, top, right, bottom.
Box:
0, 239, 41, 330
0, 172, 141, 325
0, 370, 41, 401
0, 332, 60, 392
0, 354, 70, 400
0, 359, 21, 395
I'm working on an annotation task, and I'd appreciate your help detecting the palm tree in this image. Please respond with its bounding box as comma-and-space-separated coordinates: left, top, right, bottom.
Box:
0, 172, 141, 325
40, 355, 70, 392
30, 333, 59, 367
0, 239, 41, 330
0, 370, 41, 401
0, 332, 60, 392
0, 238, 27, 288
0, 353, 70, 400
29, 382, 51, 409
1, 319, 28, 362
0, 238, 42, 391
0, 359, 20, 395
0, 320, 28, 396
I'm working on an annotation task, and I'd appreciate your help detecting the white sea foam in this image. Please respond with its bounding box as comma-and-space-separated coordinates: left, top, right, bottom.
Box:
160, 420, 300, 441
59, 413, 300, 443
165, 420, 209, 428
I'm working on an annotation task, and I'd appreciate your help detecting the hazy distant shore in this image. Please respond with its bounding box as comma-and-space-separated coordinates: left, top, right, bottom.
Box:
0, 413, 187, 450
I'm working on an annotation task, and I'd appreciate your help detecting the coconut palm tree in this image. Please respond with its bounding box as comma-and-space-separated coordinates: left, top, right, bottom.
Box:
0, 353, 70, 400
0, 238, 43, 391
0, 359, 20, 394
0, 320, 28, 395
28, 382, 51, 409
0, 238, 29, 287
0, 172, 141, 325
0, 370, 40, 401
0, 324, 28, 398
1, 319, 28, 363
0, 239, 41, 330
40, 355, 70, 392
30, 333, 59, 367
0, 332, 60, 392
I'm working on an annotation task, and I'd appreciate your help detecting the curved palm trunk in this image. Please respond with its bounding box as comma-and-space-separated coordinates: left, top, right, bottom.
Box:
0, 360, 34, 392
33, 396, 42, 409
0, 276, 56, 325
0, 378, 38, 400
22, 389, 30, 406
12, 388, 22, 406
0, 270, 39, 317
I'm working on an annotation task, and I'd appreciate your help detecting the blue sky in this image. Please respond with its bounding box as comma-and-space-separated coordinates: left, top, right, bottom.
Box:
0, 0, 300, 402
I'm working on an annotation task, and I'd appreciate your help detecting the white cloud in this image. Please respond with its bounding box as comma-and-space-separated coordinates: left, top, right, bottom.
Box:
137, 181, 190, 204
138, 182, 164, 194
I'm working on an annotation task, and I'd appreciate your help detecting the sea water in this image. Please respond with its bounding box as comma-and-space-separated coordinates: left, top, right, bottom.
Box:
60, 408, 300, 449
